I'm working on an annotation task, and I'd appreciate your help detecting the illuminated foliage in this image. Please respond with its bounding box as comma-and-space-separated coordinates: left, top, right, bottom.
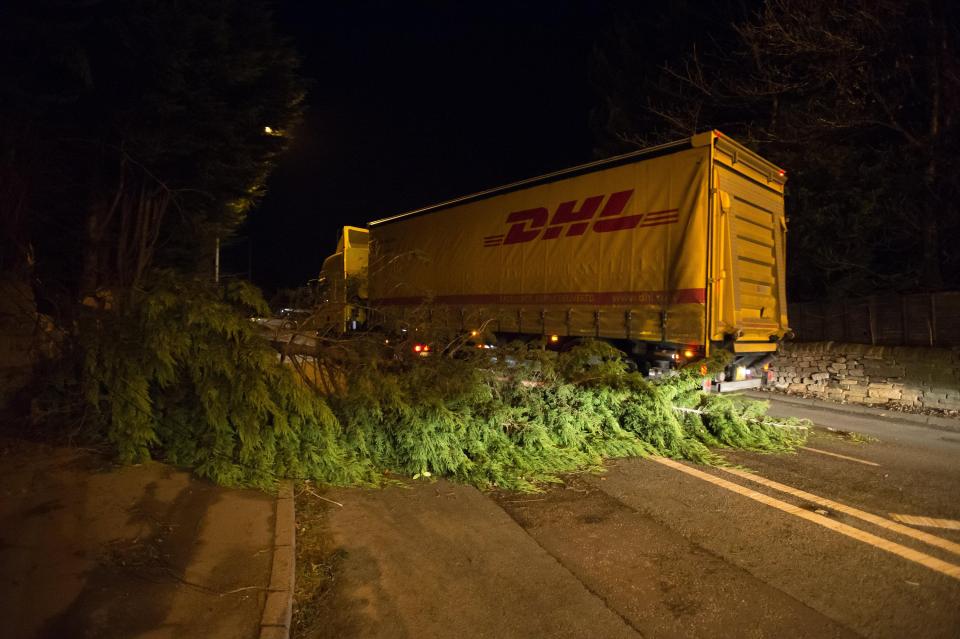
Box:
69, 271, 370, 488
320, 339, 806, 491
51, 286, 805, 492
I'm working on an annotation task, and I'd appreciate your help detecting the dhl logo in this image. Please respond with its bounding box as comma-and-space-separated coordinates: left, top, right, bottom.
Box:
482, 189, 678, 247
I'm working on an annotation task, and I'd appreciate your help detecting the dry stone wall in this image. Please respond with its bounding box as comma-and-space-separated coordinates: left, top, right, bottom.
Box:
769, 342, 960, 414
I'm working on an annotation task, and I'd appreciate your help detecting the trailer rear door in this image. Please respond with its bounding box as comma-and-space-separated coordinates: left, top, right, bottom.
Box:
710, 136, 789, 351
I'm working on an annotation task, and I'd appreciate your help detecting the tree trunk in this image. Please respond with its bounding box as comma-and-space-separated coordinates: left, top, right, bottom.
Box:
919, 209, 942, 289
80, 209, 102, 297
920, 1, 945, 290
920, 153, 943, 289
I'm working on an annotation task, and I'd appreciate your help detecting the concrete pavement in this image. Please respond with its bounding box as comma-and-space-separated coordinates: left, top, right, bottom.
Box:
0, 437, 281, 639
303, 479, 638, 639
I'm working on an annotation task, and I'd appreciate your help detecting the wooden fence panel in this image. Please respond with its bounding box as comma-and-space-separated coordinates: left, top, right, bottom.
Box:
822, 301, 846, 342
872, 296, 903, 345
903, 294, 933, 346
787, 291, 959, 347
845, 300, 872, 344
933, 292, 960, 347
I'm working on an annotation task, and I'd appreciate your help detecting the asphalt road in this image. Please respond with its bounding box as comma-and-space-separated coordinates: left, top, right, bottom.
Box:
309, 396, 960, 639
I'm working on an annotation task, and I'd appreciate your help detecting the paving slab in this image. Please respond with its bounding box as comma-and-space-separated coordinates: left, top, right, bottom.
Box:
308, 478, 639, 639
0, 437, 276, 639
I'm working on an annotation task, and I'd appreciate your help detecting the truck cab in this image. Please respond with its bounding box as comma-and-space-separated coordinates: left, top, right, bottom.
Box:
316, 226, 369, 333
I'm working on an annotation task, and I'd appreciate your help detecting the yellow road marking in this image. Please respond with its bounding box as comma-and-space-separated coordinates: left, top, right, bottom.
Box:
889, 514, 960, 531
651, 457, 960, 581
799, 446, 880, 467
717, 467, 960, 557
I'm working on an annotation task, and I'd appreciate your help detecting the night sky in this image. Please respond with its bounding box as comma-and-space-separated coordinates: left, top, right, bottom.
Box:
229, 1, 624, 294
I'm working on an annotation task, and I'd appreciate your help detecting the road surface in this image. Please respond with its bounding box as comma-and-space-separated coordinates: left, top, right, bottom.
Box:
304, 396, 960, 638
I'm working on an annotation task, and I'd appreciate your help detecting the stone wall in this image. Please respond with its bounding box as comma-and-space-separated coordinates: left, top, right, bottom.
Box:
769, 342, 960, 414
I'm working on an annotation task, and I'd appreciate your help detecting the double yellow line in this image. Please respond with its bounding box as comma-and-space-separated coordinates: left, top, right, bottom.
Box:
652, 457, 960, 581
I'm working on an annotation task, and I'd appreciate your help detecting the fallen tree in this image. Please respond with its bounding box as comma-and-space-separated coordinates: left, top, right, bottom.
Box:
37, 272, 807, 491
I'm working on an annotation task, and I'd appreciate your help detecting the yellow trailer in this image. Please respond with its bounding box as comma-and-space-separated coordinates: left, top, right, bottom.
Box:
365, 131, 789, 372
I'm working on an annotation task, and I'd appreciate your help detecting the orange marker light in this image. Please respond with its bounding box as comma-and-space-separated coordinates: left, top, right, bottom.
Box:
413, 344, 423, 353
549, 334, 560, 343
684, 349, 694, 358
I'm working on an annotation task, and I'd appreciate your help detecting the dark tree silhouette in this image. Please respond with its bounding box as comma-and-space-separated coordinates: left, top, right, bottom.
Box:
0, 0, 304, 304
593, 0, 960, 300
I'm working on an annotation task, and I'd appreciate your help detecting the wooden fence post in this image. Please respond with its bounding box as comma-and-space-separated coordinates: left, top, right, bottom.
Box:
930, 293, 937, 347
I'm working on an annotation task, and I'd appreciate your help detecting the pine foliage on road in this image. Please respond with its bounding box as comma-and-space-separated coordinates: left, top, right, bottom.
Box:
44, 275, 806, 491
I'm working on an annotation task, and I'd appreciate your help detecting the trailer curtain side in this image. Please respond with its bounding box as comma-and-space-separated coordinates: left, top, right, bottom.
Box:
366, 132, 788, 353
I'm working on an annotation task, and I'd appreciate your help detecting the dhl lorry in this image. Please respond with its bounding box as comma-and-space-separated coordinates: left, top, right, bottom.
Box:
315, 226, 369, 332
323, 131, 790, 386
